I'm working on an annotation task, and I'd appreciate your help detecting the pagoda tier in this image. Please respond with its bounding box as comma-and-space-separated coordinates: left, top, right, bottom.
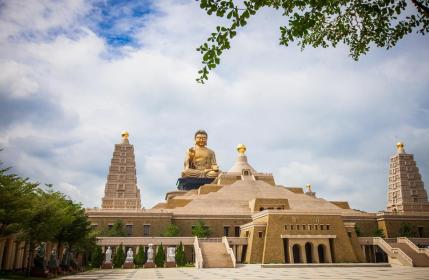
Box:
101, 132, 141, 209
387, 142, 429, 212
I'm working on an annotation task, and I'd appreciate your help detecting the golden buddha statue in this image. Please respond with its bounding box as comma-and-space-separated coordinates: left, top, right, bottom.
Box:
181, 130, 219, 178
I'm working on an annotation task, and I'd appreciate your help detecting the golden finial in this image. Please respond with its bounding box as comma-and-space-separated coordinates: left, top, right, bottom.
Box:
396, 142, 405, 154
306, 184, 312, 192
237, 144, 246, 155
121, 131, 129, 140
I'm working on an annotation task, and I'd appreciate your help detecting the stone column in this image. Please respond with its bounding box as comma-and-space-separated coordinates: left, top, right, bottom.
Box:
300, 242, 307, 264
361, 245, 367, 262
312, 243, 319, 264
288, 244, 295, 263
236, 245, 240, 263
324, 241, 333, 263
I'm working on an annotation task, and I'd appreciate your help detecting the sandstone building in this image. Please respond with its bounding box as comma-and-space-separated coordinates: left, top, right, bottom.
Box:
1, 133, 429, 271
85, 133, 429, 267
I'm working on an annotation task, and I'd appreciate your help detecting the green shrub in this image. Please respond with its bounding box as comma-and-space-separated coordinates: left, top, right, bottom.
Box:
399, 222, 417, 237
134, 245, 146, 268
355, 225, 361, 237
175, 242, 186, 266
154, 244, 165, 268
191, 220, 211, 238
113, 245, 125, 268
372, 228, 385, 238
161, 223, 180, 237
90, 246, 103, 268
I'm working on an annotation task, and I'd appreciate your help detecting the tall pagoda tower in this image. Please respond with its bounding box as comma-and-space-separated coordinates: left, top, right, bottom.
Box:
101, 131, 142, 209
386, 142, 429, 212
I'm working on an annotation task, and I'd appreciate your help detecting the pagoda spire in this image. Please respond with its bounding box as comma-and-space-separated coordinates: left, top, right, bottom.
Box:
101, 131, 142, 209
386, 142, 429, 212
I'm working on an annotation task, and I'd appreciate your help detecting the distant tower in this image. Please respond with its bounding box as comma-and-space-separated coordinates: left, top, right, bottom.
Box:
101, 131, 142, 209
386, 142, 429, 212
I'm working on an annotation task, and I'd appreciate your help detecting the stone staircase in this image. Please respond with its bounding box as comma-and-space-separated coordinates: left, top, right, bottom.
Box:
200, 240, 234, 268
389, 242, 429, 267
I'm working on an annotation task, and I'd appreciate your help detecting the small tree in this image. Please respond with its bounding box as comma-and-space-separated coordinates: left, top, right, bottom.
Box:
399, 222, 417, 237
355, 225, 361, 237
161, 223, 180, 237
192, 220, 211, 238
91, 246, 103, 268
372, 228, 385, 238
154, 244, 165, 268
134, 245, 146, 268
113, 245, 125, 268
175, 242, 186, 266
102, 220, 127, 237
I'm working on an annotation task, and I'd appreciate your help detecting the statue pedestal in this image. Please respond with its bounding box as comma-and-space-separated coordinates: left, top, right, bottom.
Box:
30, 267, 49, 277
101, 261, 113, 269
165, 261, 176, 267
177, 177, 214, 190
123, 261, 134, 269
144, 261, 155, 268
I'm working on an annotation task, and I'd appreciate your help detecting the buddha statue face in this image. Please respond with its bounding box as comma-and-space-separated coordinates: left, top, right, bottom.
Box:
195, 131, 208, 147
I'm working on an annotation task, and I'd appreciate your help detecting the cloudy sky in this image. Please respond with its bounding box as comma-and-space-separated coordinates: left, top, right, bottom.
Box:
1, 0, 428, 212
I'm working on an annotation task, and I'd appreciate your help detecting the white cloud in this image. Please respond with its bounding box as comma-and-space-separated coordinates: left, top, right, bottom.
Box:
0, 0, 428, 213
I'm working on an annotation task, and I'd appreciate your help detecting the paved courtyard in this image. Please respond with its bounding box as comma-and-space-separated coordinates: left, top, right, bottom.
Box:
60, 265, 429, 280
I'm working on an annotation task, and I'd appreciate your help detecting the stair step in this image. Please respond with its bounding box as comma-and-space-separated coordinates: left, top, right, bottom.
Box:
390, 242, 429, 267
199, 241, 234, 268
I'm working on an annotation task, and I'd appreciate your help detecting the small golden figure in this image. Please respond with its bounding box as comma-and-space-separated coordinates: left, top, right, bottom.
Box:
181, 130, 220, 178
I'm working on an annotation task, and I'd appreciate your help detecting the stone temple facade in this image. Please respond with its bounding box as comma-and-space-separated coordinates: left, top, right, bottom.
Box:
101, 131, 141, 209
387, 142, 429, 212
83, 134, 429, 268
1, 134, 429, 271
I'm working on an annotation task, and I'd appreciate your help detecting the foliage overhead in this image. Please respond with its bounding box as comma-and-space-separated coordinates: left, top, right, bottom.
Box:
0, 158, 94, 275
196, 0, 429, 83
0, 163, 39, 237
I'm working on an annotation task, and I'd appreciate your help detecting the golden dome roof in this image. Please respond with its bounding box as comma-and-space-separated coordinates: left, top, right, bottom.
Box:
121, 131, 129, 140
237, 144, 246, 155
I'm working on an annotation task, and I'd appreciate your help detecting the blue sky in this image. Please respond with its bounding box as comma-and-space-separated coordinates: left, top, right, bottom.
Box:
0, 0, 428, 211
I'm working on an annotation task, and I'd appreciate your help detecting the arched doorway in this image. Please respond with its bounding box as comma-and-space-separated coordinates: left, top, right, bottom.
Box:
292, 244, 301, 263
305, 242, 313, 263
318, 244, 325, 263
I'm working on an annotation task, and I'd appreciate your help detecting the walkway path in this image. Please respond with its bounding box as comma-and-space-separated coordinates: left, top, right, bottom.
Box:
60, 265, 429, 280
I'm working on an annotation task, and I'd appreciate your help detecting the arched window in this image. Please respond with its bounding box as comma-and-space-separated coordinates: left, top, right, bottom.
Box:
292, 244, 301, 263
318, 244, 326, 263
305, 242, 313, 263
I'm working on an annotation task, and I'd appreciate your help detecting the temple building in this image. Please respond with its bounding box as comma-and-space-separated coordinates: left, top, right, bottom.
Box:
85, 133, 429, 268
1, 132, 429, 271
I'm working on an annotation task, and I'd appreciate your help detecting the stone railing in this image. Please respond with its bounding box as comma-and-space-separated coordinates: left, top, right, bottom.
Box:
97, 236, 195, 246
199, 238, 222, 242
194, 237, 203, 269
375, 238, 413, 266
377, 211, 429, 216
397, 237, 429, 257
359, 237, 413, 266
222, 236, 236, 268
226, 237, 248, 245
